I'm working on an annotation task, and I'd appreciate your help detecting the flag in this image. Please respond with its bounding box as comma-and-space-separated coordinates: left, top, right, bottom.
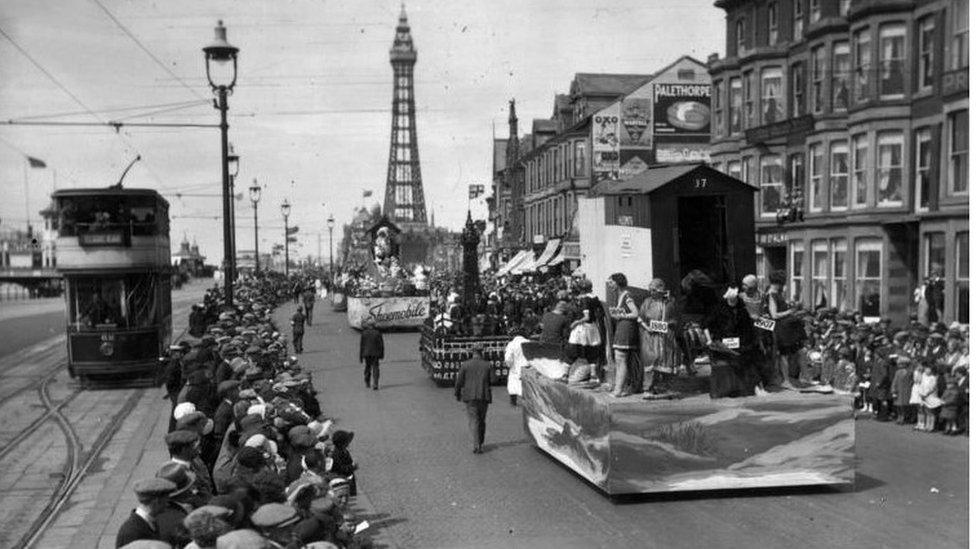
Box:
468, 184, 485, 199
287, 226, 300, 235
362, 190, 373, 198
26, 156, 46, 168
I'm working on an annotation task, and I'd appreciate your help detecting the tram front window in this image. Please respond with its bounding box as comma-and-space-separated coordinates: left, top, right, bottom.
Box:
58, 196, 160, 237
68, 274, 159, 331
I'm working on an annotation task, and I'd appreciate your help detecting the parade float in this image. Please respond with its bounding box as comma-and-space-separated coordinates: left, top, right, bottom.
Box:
344, 217, 430, 329
420, 213, 510, 385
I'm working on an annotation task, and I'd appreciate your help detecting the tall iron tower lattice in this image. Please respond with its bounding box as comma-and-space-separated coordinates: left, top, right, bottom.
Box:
384, 4, 427, 228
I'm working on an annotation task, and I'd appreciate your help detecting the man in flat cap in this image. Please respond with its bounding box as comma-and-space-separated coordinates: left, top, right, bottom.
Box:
359, 318, 385, 390
252, 502, 302, 545
454, 342, 495, 454
165, 430, 213, 507
116, 478, 176, 548
291, 305, 306, 354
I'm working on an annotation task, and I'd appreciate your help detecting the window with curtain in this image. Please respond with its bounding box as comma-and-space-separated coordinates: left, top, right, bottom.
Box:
918, 17, 935, 91
791, 62, 805, 117
855, 239, 882, 319
809, 143, 825, 211
879, 24, 906, 97
768, 2, 779, 45
915, 128, 932, 210
794, 0, 804, 39
811, 45, 825, 113
829, 141, 849, 210
810, 0, 821, 23
714, 80, 725, 138
950, 0, 969, 70
574, 141, 586, 176
760, 155, 785, 216
791, 242, 805, 304
854, 29, 871, 102
730, 77, 743, 133
853, 134, 868, 206
957, 233, 969, 323
737, 19, 746, 56
877, 132, 904, 206
832, 239, 848, 310
831, 42, 851, 111
744, 71, 755, 128
950, 110, 968, 194
812, 240, 829, 308
761, 67, 784, 124
789, 152, 804, 195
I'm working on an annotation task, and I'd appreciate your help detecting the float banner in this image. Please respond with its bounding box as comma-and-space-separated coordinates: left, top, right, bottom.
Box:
347, 296, 430, 329
653, 84, 711, 136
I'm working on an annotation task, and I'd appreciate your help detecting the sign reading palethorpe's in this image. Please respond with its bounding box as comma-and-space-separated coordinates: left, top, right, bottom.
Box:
653, 84, 711, 136
347, 296, 430, 329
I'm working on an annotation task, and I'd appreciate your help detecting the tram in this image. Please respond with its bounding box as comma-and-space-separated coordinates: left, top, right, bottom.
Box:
52, 188, 172, 381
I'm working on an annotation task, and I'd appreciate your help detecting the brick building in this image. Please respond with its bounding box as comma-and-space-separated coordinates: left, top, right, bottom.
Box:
708, 0, 969, 324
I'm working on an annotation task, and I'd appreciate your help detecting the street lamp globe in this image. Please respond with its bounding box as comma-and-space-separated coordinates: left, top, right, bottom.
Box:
203, 20, 239, 90
281, 199, 291, 219
249, 180, 261, 205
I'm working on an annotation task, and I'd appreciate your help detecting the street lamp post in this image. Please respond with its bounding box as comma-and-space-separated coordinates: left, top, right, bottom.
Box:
227, 143, 240, 277
203, 20, 239, 306
327, 215, 335, 277
281, 199, 291, 276
249, 179, 261, 273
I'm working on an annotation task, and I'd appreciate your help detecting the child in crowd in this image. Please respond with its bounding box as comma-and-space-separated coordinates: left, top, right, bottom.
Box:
940, 377, 961, 435
909, 361, 925, 430
890, 356, 913, 424
834, 347, 858, 393
918, 364, 943, 432
329, 430, 358, 496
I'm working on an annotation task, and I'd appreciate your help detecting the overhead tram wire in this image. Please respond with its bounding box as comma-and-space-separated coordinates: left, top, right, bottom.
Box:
89, 0, 207, 101
3, 99, 209, 122
0, 24, 167, 188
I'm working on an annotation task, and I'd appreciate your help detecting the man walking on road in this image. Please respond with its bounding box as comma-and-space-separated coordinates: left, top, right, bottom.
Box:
454, 342, 495, 454
303, 286, 316, 325
359, 318, 384, 390
291, 306, 306, 354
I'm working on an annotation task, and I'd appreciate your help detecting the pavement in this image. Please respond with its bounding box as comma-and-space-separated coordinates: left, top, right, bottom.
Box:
5, 293, 968, 548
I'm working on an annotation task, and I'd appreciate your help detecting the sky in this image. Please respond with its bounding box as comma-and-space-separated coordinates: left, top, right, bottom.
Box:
0, 0, 724, 262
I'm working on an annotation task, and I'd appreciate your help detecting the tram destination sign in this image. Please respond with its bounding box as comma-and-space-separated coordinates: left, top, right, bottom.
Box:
79, 231, 126, 246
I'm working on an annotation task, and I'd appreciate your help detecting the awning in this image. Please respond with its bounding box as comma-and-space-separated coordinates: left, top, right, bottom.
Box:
496, 249, 530, 276
528, 238, 561, 271
509, 250, 540, 275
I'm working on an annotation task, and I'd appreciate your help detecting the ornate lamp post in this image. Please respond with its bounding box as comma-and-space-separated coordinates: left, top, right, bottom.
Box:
203, 20, 239, 306
249, 180, 261, 273
327, 214, 335, 277
281, 199, 291, 276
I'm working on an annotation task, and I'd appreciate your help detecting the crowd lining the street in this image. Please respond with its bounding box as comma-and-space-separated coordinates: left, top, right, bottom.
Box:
118, 273, 370, 549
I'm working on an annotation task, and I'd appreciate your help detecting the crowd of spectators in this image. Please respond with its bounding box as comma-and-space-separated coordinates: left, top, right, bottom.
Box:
118, 273, 371, 549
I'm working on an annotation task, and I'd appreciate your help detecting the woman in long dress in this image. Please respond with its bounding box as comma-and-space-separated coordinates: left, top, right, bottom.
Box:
638, 278, 680, 393
608, 273, 640, 397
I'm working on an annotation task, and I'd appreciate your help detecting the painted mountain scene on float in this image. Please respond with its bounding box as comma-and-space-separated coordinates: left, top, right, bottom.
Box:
521, 368, 855, 495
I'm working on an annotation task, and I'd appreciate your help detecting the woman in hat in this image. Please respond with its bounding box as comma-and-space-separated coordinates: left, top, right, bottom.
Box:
766, 269, 806, 389
566, 278, 606, 384
637, 278, 679, 394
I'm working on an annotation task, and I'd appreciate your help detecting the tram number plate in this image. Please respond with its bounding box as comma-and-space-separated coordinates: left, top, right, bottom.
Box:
754, 318, 776, 331
721, 337, 741, 349
647, 320, 669, 333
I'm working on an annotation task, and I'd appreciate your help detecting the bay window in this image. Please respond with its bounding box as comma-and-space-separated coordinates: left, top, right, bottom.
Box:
854, 29, 871, 102
879, 24, 906, 98
760, 155, 785, 216
831, 42, 850, 111
761, 67, 784, 124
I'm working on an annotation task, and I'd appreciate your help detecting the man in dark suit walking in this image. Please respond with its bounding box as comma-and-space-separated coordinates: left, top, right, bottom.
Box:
454, 342, 495, 453
359, 318, 385, 390
115, 478, 176, 548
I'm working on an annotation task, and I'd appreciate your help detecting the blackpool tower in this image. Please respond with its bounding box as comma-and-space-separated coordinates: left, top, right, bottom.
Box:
383, 4, 427, 229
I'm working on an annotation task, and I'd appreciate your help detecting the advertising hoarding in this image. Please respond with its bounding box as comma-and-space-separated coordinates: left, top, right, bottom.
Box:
652, 84, 711, 136
591, 103, 621, 180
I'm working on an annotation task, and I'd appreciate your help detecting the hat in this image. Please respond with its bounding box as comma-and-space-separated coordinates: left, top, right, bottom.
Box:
215, 529, 268, 549
307, 419, 334, 440
251, 503, 300, 529
896, 355, 912, 365
217, 380, 241, 397
133, 477, 177, 498
285, 479, 319, 506
331, 430, 354, 447
235, 446, 266, 469
155, 462, 197, 497
173, 402, 197, 421
244, 366, 263, 380
928, 332, 945, 340
288, 425, 316, 448
120, 541, 172, 549
176, 411, 212, 435
247, 403, 268, 418
208, 494, 245, 522
722, 287, 739, 301
327, 477, 350, 498
183, 505, 233, 539
164, 429, 200, 449
648, 278, 667, 293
